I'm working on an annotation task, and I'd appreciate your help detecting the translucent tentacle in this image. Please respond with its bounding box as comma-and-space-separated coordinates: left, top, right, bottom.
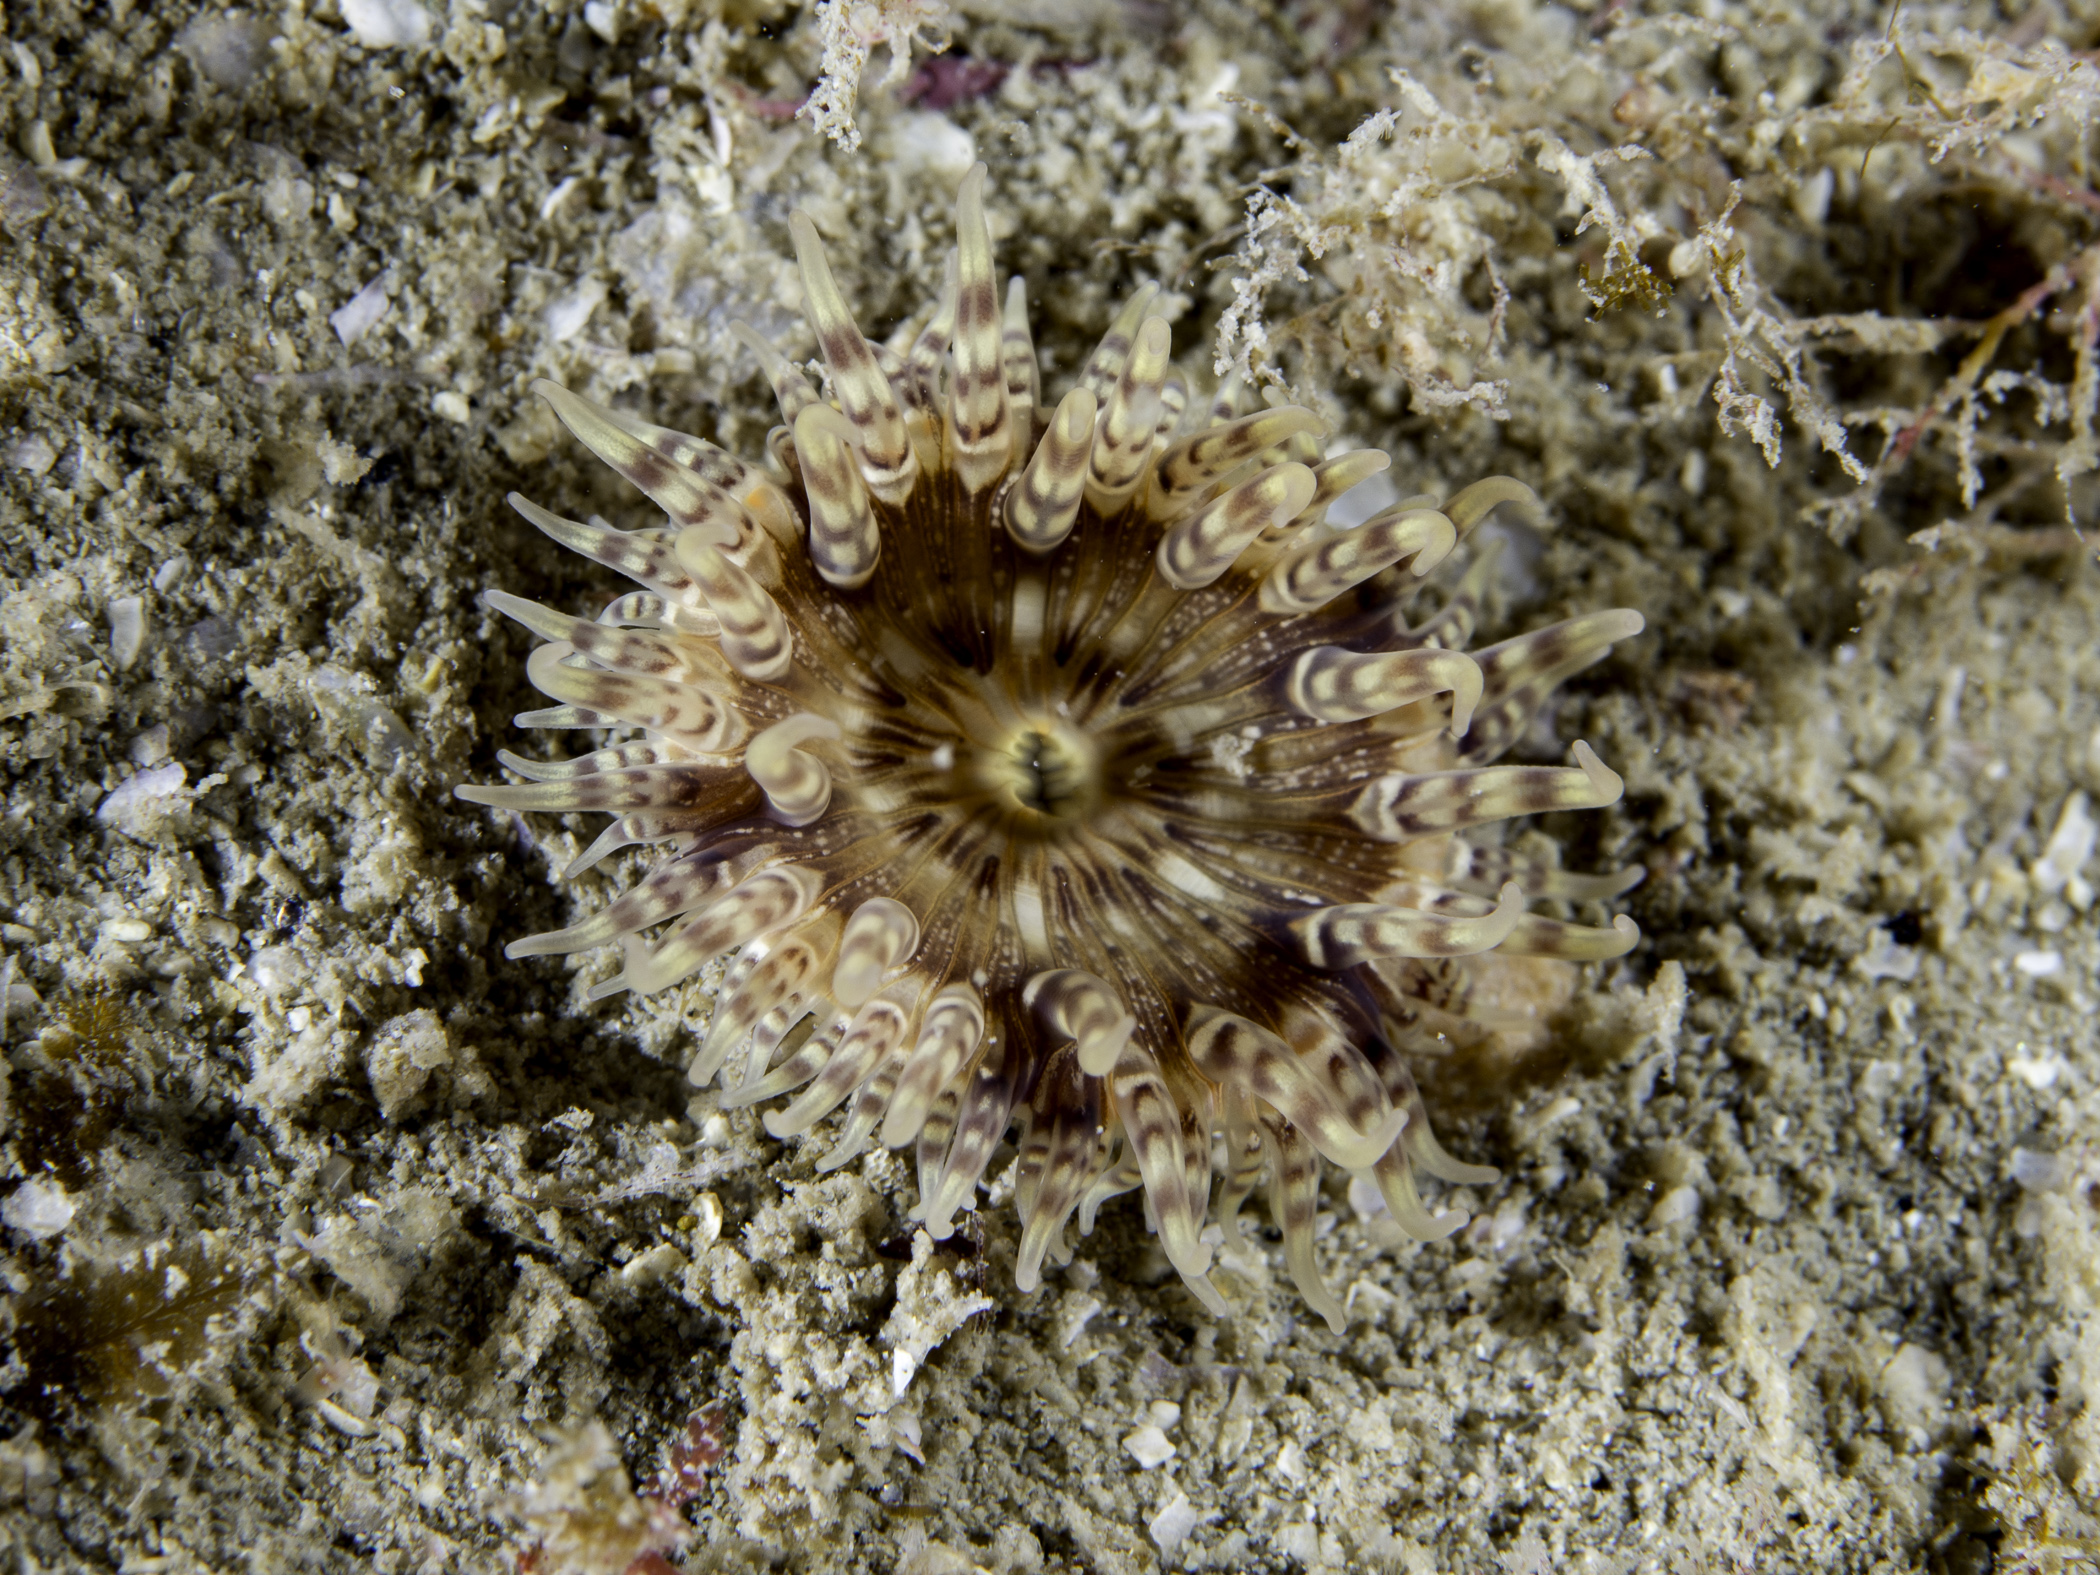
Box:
1108, 1047, 1226, 1316
881, 984, 986, 1149
607, 865, 820, 997
1076, 283, 1159, 402
793, 404, 881, 589
1286, 645, 1482, 731
1084, 317, 1171, 514
533, 381, 757, 552
920, 1052, 1018, 1238
763, 982, 920, 1136
1458, 611, 1646, 766
1258, 1107, 1347, 1335
1289, 882, 1526, 969
1001, 275, 1040, 434
507, 493, 710, 623
1185, 1008, 1405, 1172
1261, 507, 1456, 615
1347, 742, 1625, 842
1148, 406, 1324, 519
788, 211, 919, 504
1003, 387, 1096, 553
1156, 462, 1316, 591
947, 164, 1015, 493
674, 536, 794, 681
1014, 1049, 1099, 1291
691, 919, 839, 1085
732, 321, 820, 424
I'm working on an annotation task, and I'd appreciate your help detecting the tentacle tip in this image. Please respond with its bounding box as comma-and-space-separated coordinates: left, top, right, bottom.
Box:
1270, 403, 1329, 441
1330, 1106, 1413, 1172
1075, 1018, 1136, 1078
1276, 461, 1319, 516
1421, 1208, 1469, 1242
1491, 881, 1528, 938
1410, 518, 1458, 576
1449, 1162, 1503, 1188
1179, 1268, 1229, 1320
686, 1035, 737, 1090
1177, 1240, 1214, 1278
714, 1082, 759, 1112
1571, 739, 1625, 803
730, 319, 775, 359
1447, 664, 1484, 739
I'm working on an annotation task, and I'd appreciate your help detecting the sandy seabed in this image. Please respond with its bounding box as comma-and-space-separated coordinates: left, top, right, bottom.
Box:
0, 1, 2096, 1571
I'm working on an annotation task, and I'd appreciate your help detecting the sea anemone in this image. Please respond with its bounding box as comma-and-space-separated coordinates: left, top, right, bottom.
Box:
459, 165, 1643, 1331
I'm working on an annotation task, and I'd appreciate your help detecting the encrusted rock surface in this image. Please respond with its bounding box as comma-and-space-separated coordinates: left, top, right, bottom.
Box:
0, 2, 2095, 1570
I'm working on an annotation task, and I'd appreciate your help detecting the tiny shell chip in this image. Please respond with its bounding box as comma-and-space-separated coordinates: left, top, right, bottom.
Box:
1, 1177, 74, 1240
7, 432, 55, 476
96, 762, 187, 834
1148, 1491, 1203, 1554
107, 595, 146, 670
331, 276, 391, 347
545, 277, 608, 343
1122, 1424, 1176, 1469
339, 0, 432, 49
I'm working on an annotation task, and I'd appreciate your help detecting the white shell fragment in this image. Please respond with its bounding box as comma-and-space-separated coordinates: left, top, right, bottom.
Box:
96, 761, 188, 833
1122, 1424, 1176, 1469
545, 276, 608, 343
1, 1177, 74, 1240
2032, 791, 2095, 907
107, 594, 146, 670
1149, 1492, 1205, 1554
330, 275, 391, 346
339, 0, 432, 49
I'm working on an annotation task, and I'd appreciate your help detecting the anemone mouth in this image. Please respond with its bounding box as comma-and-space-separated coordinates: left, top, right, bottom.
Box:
456, 163, 1646, 1332
975, 717, 1101, 823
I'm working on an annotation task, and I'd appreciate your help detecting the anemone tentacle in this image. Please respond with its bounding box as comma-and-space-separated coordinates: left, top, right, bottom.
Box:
460, 165, 1644, 1334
